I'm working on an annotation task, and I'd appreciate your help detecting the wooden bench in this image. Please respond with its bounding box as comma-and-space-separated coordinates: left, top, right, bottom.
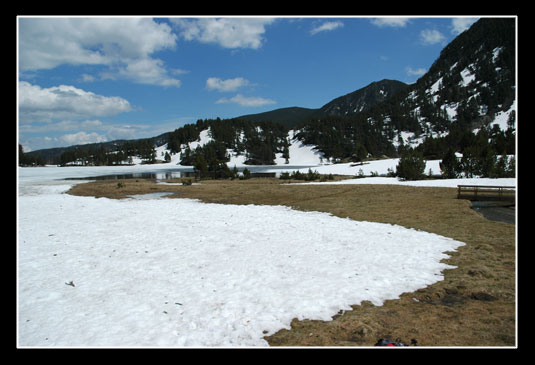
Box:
457, 185, 515, 202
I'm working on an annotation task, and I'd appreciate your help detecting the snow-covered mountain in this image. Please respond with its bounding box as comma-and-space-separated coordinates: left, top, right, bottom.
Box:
27, 18, 516, 168
384, 17, 516, 145
294, 17, 516, 162
238, 18, 515, 146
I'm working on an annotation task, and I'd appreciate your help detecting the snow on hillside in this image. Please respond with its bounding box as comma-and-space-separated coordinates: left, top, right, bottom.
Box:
152, 128, 326, 168
18, 166, 467, 347
274, 130, 326, 166
460, 65, 477, 86
188, 129, 213, 150
129, 117, 515, 172
492, 100, 516, 131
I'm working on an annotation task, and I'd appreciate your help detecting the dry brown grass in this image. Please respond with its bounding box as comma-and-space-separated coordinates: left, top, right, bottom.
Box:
67, 177, 516, 347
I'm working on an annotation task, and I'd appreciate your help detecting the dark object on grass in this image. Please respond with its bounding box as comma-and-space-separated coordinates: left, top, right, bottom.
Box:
374, 338, 418, 347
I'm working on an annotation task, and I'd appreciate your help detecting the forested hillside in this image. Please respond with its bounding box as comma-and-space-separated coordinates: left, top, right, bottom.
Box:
295, 17, 516, 175
24, 18, 516, 180
168, 118, 290, 166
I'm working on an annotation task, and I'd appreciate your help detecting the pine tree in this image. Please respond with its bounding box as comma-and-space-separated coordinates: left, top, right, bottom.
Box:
396, 149, 426, 181
193, 155, 208, 179
242, 168, 251, 180
282, 140, 290, 164
440, 148, 460, 178
231, 165, 239, 180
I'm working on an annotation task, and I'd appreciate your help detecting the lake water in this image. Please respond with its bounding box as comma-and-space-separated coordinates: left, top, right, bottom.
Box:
63, 165, 317, 181
470, 200, 515, 224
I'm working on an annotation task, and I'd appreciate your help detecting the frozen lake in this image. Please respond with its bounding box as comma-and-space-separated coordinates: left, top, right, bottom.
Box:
60, 165, 318, 181
19, 164, 320, 184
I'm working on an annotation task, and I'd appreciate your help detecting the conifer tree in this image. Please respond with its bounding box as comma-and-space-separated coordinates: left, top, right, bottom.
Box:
396, 149, 426, 181
440, 148, 460, 178
193, 155, 208, 179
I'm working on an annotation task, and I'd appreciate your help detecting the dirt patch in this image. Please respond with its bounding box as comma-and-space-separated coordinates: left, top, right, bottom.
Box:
67, 178, 516, 347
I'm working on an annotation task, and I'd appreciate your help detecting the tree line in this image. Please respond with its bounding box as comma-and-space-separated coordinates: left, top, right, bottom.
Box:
170, 117, 290, 168
396, 124, 515, 181
19, 144, 45, 166
53, 138, 157, 166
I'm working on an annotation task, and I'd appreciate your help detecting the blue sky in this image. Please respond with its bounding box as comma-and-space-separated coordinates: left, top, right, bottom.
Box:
18, 16, 479, 151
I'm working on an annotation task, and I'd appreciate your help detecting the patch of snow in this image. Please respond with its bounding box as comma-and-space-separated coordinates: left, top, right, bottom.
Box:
188, 129, 213, 150
460, 66, 476, 87
441, 102, 458, 121
428, 77, 443, 95
127, 192, 175, 200
274, 158, 441, 177
226, 150, 248, 167
492, 47, 503, 62
492, 100, 516, 131
293, 176, 516, 188
271, 130, 326, 166
18, 166, 466, 347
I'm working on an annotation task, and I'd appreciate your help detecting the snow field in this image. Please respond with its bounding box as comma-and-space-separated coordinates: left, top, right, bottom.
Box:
18, 181, 465, 347
290, 175, 516, 188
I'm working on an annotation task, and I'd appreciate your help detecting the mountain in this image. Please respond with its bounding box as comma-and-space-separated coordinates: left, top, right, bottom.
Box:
295, 17, 516, 162
237, 79, 408, 128
398, 17, 515, 133
27, 18, 516, 170
316, 79, 408, 117
237, 106, 317, 128
24, 132, 172, 166
242, 18, 515, 137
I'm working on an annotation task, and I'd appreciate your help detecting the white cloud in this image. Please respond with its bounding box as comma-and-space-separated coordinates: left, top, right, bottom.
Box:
310, 21, 344, 35
18, 81, 132, 123
216, 94, 276, 107
451, 18, 478, 34
103, 123, 153, 141
18, 17, 180, 87
20, 120, 158, 150
19, 119, 104, 133
59, 131, 108, 146
406, 67, 427, 76
117, 57, 181, 87
171, 18, 275, 49
80, 74, 96, 82
420, 29, 446, 45
206, 77, 250, 92
370, 18, 410, 28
